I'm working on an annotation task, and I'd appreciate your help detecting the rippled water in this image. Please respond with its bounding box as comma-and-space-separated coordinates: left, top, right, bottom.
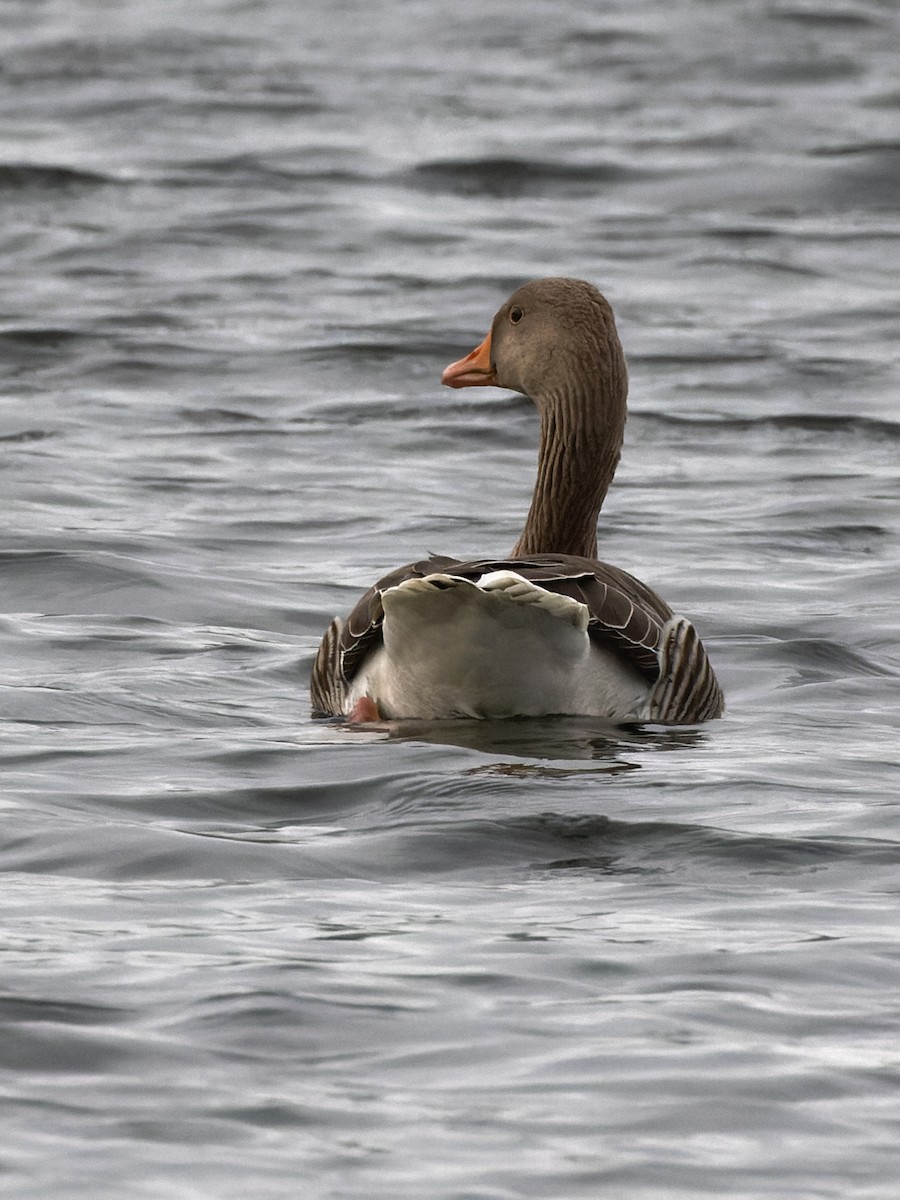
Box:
2, 0, 899, 1196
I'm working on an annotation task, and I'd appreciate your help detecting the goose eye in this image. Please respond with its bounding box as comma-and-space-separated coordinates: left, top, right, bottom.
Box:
509, 306, 523, 324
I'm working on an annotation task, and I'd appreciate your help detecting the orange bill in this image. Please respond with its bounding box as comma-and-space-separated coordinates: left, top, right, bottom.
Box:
441, 330, 496, 388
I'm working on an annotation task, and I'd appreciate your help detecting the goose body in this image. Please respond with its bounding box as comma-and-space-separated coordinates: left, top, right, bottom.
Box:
311, 278, 724, 724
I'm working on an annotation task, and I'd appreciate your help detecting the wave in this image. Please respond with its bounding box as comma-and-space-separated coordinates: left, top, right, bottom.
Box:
402, 156, 655, 198
0, 163, 115, 192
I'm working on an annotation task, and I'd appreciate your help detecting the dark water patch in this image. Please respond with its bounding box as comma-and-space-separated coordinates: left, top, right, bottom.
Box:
244, 808, 900, 881
3, 30, 267, 83
0, 1023, 136, 1073
812, 140, 900, 159
215, 1101, 320, 1130
36, 618, 252, 660
165, 154, 365, 190
0, 163, 114, 192
776, 522, 890, 550
127, 470, 229, 491
5, 779, 900, 884
132, 774, 405, 824
770, 6, 889, 29
0, 326, 219, 386
624, 155, 893, 217
97, 309, 193, 333
822, 146, 900, 211
305, 338, 450, 367
0, 326, 96, 365
637, 411, 900, 442
403, 157, 654, 198
297, 388, 523, 425
173, 989, 325, 1038
175, 94, 325, 119
788, 355, 886, 383
0, 996, 125, 1026
689, 252, 821, 278
564, 27, 659, 47
632, 350, 771, 368
0, 548, 165, 578
182, 215, 320, 245
0, 549, 181, 620
560, 27, 660, 67
0, 429, 52, 445
84, 347, 232, 386
298, 352, 480, 407
700, 223, 780, 240
772, 637, 897, 683
174, 406, 270, 428
739, 56, 861, 85
502, 811, 900, 876
0, 818, 380, 883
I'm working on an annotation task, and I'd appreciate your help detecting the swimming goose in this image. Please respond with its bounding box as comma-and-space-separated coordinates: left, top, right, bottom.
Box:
311, 277, 723, 724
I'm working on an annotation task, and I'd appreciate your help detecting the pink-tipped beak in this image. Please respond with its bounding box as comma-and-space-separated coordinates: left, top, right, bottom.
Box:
441, 330, 496, 388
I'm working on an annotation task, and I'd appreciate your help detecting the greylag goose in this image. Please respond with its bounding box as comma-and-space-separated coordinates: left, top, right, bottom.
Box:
311, 277, 724, 724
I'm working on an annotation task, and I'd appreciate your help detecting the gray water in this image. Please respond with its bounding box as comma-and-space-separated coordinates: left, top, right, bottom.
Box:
1, 0, 899, 1197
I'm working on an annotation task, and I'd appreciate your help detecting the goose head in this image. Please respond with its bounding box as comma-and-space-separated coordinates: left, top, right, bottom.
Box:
442, 277, 627, 413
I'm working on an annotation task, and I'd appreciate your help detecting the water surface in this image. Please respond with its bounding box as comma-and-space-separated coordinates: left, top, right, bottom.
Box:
1, 1, 899, 1197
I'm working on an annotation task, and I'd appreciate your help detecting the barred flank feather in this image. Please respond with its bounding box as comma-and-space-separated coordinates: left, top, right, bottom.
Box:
647, 616, 725, 723
310, 616, 347, 717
